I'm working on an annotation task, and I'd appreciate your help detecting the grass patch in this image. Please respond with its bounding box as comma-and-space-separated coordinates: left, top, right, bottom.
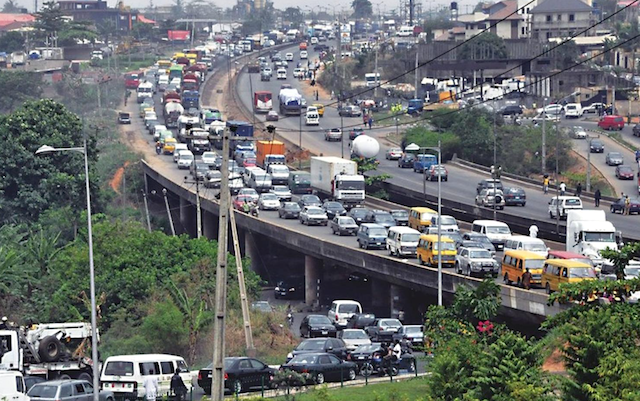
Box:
269, 379, 428, 401
372, 110, 415, 127
607, 131, 639, 151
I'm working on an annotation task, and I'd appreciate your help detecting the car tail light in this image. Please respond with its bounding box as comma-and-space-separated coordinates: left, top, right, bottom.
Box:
224, 373, 228, 380
302, 368, 308, 373
335, 314, 339, 321
198, 371, 202, 380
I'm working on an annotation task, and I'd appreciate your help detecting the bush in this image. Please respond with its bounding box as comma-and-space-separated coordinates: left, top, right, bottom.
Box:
403, 127, 461, 161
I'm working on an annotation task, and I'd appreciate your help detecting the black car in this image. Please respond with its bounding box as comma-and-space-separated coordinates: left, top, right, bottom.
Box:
346, 313, 376, 330
298, 194, 322, 208
364, 210, 396, 228
198, 357, 276, 394
390, 210, 409, 226
349, 128, 365, 140
610, 197, 640, 214
118, 112, 131, 124
503, 187, 526, 206
500, 105, 523, 115
322, 201, 347, 219
282, 352, 357, 385
278, 202, 301, 219
274, 278, 304, 299
590, 139, 605, 153
348, 207, 370, 225
443, 231, 463, 248
397, 154, 415, 168
633, 123, 640, 137
289, 338, 348, 361
300, 315, 338, 338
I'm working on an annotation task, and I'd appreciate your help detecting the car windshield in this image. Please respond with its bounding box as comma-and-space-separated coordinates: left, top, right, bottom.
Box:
391, 210, 408, 218
307, 209, 324, 215
569, 267, 597, 279
297, 340, 325, 350
624, 266, 640, 277
351, 209, 368, 217
524, 259, 545, 269
354, 344, 380, 353
308, 316, 331, 325
420, 212, 434, 220
342, 330, 368, 339
325, 202, 343, 209
565, 199, 581, 206
469, 250, 492, 258
273, 186, 288, 192
609, 152, 622, 158
583, 232, 615, 242
289, 355, 318, 364
402, 233, 420, 242
271, 166, 288, 173
486, 226, 511, 234
339, 217, 356, 225
524, 243, 547, 252
262, 194, 277, 200
439, 216, 456, 225
104, 361, 134, 376
338, 304, 360, 313
619, 167, 633, 173
380, 319, 402, 327
285, 203, 300, 210
375, 214, 395, 224
434, 242, 456, 251
369, 228, 388, 236
303, 196, 321, 203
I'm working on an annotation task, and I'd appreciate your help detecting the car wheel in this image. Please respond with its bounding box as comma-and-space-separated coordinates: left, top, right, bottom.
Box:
503, 273, 510, 284
517, 278, 522, 288
549, 211, 554, 218
455, 262, 461, 274
315, 372, 325, 384
419, 256, 425, 265
546, 283, 552, 294
233, 379, 243, 394
388, 246, 393, 256
347, 368, 356, 380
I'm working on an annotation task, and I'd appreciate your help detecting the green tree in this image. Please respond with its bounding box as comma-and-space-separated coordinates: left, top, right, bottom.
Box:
458, 33, 508, 60
2, 0, 22, 12
451, 279, 501, 323
351, 0, 372, 19
0, 71, 43, 112
0, 31, 24, 52
0, 99, 97, 225
601, 242, 640, 280
33, 1, 66, 44
282, 7, 303, 27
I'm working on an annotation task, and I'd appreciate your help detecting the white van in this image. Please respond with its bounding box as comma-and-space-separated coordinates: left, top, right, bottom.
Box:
328, 300, 362, 328
276, 68, 287, 80
305, 111, 319, 126
397, 26, 414, 37
386, 226, 421, 257
0, 371, 28, 401
300, 50, 308, 60
285, 53, 294, 61
100, 354, 192, 400
504, 235, 549, 258
548, 196, 583, 219
564, 103, 582, 118
177, 150, 194, 169
471, 220, 512, 250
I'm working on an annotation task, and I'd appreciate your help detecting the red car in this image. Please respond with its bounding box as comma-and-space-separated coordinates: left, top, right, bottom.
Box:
615, 165, 634, 180
242, 158, 257, 167
598, 115, 625, 131
233, 195, 255, 211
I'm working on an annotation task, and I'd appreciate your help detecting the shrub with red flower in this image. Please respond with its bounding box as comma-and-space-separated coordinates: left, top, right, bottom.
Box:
477, 320, 494, 335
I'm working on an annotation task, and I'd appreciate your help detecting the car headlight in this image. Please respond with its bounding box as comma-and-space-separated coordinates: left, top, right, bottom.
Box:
287, 352, 293, 359
275, 287, 281, 291
471, 262, 480, 267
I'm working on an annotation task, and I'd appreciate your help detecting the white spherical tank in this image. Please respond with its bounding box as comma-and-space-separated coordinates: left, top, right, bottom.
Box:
352, 135, 380, 158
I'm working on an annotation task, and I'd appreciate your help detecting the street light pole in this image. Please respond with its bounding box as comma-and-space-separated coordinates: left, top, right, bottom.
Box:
36, 140, 99, 401
419, 144, 442, 306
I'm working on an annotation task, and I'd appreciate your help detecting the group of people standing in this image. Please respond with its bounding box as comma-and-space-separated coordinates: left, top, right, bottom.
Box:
143, 369, 189, 401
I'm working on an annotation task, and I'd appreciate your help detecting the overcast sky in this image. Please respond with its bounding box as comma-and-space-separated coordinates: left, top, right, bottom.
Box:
18, 0, 481, 16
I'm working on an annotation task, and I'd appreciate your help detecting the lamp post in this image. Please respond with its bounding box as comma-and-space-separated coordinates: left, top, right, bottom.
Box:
36, 139, 99, 401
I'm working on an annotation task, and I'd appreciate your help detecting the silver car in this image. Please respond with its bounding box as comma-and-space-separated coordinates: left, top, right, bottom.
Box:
299, 206, 328, 226
605, 152, 624, 166
475, 189, 505, 210
329, 216, 358, 236
27, 380, 115, 401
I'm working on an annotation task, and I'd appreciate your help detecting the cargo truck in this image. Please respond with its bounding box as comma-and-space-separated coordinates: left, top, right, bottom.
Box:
0, 322, 98, 380
254, 91, 273, 113
566, 210, 621, 272
164, 102, 184, 128
310, 156, 365, 207
256, 140, 285, 167
227, 120, 254, 153
279, 88, 302, 115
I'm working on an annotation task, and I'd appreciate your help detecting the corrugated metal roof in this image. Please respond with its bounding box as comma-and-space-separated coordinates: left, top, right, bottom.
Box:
531, 0, 593, 13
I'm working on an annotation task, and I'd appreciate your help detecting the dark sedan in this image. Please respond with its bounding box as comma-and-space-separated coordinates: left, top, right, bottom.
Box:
300, 315, 338, 338
633, 123, 640, 137
197, 357, 276, 394
349, 128, 365, 140
281, 353, 357, 385
615, 165, 634, 180
278, 202, 301, 219
503, 187, 526, 206
322, 201, 347, 219
298, 194, 322, 208
610, 197, 640, 214
397, 154, 414, 168
274, 278, 304, 299
348, 207, 369, 225
346, 313, 376, 329
289, 338, 348, 361
390, 210, 409, 226
590, 139, 605, 153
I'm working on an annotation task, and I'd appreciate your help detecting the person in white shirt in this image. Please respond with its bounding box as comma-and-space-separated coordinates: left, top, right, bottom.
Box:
392, 340, 402, 360
529, 224, 539, 238
143, 369, 159, 401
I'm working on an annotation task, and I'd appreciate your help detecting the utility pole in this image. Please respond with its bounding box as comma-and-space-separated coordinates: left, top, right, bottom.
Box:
142, 190, 151, 232
184, 175, 203, 238
414, 51, 418, 99
374, 41, 379, 98
229, 203, 255, 355
211, 124, 231, 401
162, 188, 176, 236
541, 97, 547, 175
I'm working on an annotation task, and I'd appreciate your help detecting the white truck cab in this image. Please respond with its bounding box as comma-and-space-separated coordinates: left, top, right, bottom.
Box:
566, 210, 621, 270
305, 110, 319, 125
0, 370, 29, 401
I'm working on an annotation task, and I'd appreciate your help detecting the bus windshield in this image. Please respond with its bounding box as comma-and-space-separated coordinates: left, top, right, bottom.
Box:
583, 232, 615, 242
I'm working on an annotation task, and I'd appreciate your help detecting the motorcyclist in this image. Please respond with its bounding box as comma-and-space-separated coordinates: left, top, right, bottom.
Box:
249, 201, 259, 217
381, 342, 394, 373
392, 339, 402, 361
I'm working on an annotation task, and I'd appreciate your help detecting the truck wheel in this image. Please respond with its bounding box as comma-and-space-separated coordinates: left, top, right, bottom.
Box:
78, 372, 92, 382
59, 373, 72, 380
39, 336, 63, 362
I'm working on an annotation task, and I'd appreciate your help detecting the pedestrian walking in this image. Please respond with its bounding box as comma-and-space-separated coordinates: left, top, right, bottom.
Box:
330, 90, 334, 100
625, 195, 631, 215
170, 369, 188, 401
529, 224, 539, 238
143, 369, 159, 401
594, 188, 601, 207
559, 181, 566, 196
368, 115, 373, 129
575, 182, 583, 198
522, 268, 533, 290
543, 176, 550, 194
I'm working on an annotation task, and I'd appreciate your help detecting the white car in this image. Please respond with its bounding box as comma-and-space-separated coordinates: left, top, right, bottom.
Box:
385, 148, 403, 160
431, 215, 459, 232
173, 144, 188, 162
536, 104, 563, 115
258, 193, 281, 210
564, 103, 582, 118
170, 77, 181, 87
285, 53, 294, 61
238, 188, 259, 203
293, 68, 305, 78
455, 247, 500, 277
269, 185, 292, 201
152, 124, 168, 140
176, 150, 194, 169
300, 50, 308, 59
582, 102, 604, 114
310, 37, 318, 45
569, 126, 587, 139
201, 151, 217, 166
276, 68, 287, 79
337, 329, 371, 351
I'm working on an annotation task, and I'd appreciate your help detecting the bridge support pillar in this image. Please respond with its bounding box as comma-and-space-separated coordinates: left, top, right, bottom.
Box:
370, 279, 391, 317
179, 197, 196, 237
305, 255, 322, 307
390, 284, 406, 322
202, 210, 218, 239
244, 231, 261, 274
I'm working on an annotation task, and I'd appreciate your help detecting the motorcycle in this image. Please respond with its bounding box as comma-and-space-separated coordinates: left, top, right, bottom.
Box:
359, 350, 416, 377
287, 313, 294, 327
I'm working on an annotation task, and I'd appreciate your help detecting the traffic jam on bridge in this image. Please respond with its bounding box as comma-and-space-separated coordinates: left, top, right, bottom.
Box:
113, 18, 640, 397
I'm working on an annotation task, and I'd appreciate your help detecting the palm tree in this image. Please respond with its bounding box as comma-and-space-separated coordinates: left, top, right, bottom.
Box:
2, 0, 21, 13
